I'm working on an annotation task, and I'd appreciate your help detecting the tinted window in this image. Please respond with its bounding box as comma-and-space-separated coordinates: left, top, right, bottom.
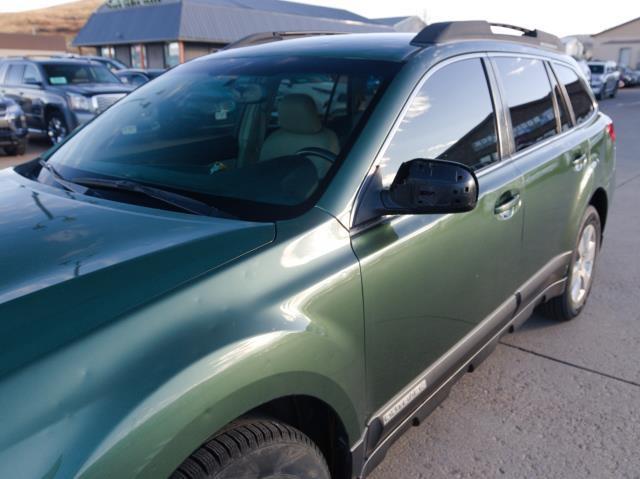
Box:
549, 68, 572, 132
43, 57, 397, 220
555, 64, 594, 125
6, 65, 24, 84
494, 57, 556, 152
22, 65, 40, 84
379, 58, 498, 183
42, 63, 120, 85
589, 64, 604, 74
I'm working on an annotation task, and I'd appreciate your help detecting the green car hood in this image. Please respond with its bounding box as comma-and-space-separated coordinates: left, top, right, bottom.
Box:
0, 169, 275, 378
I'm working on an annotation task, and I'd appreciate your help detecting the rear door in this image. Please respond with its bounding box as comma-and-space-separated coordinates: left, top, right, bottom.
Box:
489, 55, 594, 303
352, 56, 524, 441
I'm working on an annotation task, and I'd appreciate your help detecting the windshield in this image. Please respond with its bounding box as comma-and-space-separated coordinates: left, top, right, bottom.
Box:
42, 62, 121, 85
42, 55, 398, 220
589, 65, 604, 74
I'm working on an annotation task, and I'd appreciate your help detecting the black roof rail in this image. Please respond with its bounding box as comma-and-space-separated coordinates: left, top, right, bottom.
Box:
411, 21, 563, 51
223, 31, 345, 51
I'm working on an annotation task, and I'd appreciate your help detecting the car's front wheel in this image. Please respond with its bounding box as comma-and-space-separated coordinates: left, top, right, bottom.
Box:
542, 205, 601, 321
170, 418, 330, 479
47, 111, 69, 145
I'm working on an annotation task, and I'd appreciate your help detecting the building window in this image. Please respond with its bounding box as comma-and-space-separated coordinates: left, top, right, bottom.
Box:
165, 42, 180, 67
101, 46, 116, 58
131, 44, 144, 68
618, 47, 631, 68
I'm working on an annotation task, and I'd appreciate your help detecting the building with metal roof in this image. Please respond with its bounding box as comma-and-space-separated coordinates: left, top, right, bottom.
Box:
73, 0, 405, 69
374, 16, 426, 33
591, 17, 640, 69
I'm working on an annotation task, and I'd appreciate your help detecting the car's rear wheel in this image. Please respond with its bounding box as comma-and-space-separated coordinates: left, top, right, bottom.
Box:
542, 206, 601, 321
170, 418, 330, 479
47, 111, 69, 145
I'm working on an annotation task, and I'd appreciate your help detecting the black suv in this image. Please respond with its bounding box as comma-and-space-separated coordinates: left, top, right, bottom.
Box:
0, 96, 28, 156
0, 58, 134, 144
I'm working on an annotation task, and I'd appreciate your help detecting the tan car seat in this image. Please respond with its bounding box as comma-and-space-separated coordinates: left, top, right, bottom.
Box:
259, 94, 339, 177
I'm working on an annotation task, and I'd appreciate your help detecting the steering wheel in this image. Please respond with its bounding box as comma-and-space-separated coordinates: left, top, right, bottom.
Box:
295, 147, 337, 164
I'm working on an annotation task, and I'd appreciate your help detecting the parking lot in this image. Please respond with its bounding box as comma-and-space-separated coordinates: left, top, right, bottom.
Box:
0, 137, 49, 169
1, 88, 638, 479
371, 88, 640, 478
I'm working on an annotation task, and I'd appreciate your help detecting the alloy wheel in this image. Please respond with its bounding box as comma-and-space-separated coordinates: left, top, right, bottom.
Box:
47, 117, 68, 144
570, 223, 597, 306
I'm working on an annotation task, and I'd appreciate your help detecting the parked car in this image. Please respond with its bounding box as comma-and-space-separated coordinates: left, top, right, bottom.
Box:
0, 58, 134, 144
618, 66, 639, 87
115, 68, 166, 87
54, 54, 129, 73
577, 58, 591, 83
588, 60, 620, 99
0, 22, 615, 479
0, 96, 28, 155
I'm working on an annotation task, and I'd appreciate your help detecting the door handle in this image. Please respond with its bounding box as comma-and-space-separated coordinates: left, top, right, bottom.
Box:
494, 192, 521, 220
572, 152, 588, 171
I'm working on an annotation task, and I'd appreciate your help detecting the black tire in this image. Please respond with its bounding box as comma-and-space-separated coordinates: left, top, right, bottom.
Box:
3, 138, 26, 156
170, 418, 331, 479
542, 206, 601, 321
46, 110, 69, 145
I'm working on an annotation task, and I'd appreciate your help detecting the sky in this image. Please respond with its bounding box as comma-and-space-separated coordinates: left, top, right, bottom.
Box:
0, 0, 637, 37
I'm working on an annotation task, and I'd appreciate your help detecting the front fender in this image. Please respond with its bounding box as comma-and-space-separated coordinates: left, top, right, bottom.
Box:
0, 208, 365, 479
81, 333, 360, 479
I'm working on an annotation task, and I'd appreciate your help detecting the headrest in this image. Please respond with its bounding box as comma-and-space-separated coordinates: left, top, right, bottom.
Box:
278, 94, 322, 134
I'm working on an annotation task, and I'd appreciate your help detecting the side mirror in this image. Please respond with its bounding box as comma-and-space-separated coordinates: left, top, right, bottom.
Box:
381, 159, 478, 214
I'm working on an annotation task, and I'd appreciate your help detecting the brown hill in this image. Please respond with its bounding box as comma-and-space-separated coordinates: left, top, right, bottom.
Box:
0, 0, 103, 50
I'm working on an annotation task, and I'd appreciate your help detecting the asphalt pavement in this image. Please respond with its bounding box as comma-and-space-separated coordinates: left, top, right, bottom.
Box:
370, 88, 640, 478
0, 137, 49, 169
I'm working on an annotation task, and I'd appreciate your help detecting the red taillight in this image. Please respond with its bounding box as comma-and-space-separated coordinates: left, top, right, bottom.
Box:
606, 123, 616, 142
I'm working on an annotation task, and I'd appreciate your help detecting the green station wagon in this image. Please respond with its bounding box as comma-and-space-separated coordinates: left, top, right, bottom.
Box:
0, 22, 615, 479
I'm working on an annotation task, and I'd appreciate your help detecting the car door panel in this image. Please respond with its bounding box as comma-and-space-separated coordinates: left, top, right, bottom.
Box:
351, 57, 524, 432
489, 56, 589, 300
353, 161, 523, 413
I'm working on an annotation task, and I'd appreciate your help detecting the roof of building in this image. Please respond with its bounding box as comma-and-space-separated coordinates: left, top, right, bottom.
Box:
0, 32, 67, 52
374, 16, 415, 26
74, 0, 393, 46
593, 16, 640, 37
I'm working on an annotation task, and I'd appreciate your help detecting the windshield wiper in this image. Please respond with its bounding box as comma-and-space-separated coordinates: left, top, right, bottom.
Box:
38, 159, 90, 195
72, 177, 222, 217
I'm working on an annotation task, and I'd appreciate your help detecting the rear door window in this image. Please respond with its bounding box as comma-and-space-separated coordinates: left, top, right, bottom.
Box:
22, 65, 41, 85
554, 64, 594, 125
493, 57, 556, 152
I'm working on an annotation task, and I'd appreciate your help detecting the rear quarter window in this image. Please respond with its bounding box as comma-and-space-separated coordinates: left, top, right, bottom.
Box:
6, 65, 25, 85
554, 64, 594, 125
494, 57, 557, 152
